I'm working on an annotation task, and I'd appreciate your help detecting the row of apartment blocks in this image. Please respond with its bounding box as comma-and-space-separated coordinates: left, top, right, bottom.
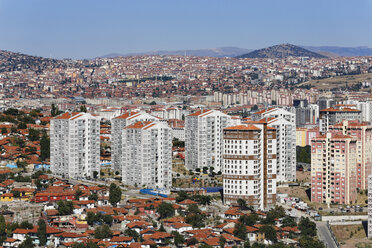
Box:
311, 120, 372, 204
51, 108, 298, 209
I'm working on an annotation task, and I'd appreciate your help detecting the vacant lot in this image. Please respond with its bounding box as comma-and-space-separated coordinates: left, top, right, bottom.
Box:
331, 224, 372, 248
297, 73, 372, 90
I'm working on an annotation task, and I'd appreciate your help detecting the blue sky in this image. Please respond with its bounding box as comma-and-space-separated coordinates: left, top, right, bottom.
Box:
0, 0, 371, 59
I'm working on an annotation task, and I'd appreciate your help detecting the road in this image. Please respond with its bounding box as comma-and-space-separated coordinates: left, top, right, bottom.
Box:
316, 222, 338, 248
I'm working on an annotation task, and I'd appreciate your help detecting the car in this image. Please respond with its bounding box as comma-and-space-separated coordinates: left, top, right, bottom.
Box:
319, 207, 323, 210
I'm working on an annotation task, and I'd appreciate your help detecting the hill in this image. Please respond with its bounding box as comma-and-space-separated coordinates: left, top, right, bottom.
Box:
237, 44, 327, 59
303, 46, 372, 57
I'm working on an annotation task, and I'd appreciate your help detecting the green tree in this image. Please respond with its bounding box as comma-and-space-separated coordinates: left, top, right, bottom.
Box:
94, 224, 112, 239
80, 105, 87, 113
19, 236, 34, 248
244, 241, 251, 248
37, 219, 47, 246
237, 198, 248, 210
12, 190, 21, 198
51, 104, 62, 117
299, 236, 325, 248
176, 191, 188, 203
40, 131, 50, 161
28, 128, 40, 142
123, 228, 140, 241
281, 216, 296, 227
87, 212, 97, 226
16, 160, 28, 171
0, 215, 6, 243
20, 221, 33, 229
239, 213, 258, 226
299, 217, 317, 237
172, 231, 185, 247
233, 221, 247, 240
157, 202, 175, 219
259, 225, 277, 243
1, 127, 7, 135
18, 122, 27, 129
109, 183, 122, 207
102, 215, 113, 225
57, 200, 74, 215
158, 224, 166, 232
75, 189, 83, 200
88, 193, 98, 201
93, 171, 98, 179
219, 236, 226, 248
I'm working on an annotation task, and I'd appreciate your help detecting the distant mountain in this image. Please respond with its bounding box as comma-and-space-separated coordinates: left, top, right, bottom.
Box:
303, 46, 372, 57
99, 47, 252, 58
237, 44, 327, 59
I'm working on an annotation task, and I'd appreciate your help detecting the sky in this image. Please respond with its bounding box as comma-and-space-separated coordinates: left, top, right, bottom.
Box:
0, 0, 371, 59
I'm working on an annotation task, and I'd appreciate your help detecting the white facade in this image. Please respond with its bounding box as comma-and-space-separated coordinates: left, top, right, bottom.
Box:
223, 123, 277, 210
50, 112, 100, 179
368, 174, 372, 238
172, 127, 185, 141
111, 112, 159, 173
122, 121, 172, 188
185, 110, 231, 172
252, 108, 296, 182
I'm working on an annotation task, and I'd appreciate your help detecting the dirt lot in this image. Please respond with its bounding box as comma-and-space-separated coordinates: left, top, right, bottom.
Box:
296, 170, 311, 183
331, 224, 372, 248
297, 73, 372, 90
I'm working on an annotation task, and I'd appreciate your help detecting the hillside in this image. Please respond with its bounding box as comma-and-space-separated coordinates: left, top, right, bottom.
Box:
304, 46, 372, 57
237, 44, 327, 59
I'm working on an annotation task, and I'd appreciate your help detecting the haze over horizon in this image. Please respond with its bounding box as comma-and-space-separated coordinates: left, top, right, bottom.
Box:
0, 0, 371, 59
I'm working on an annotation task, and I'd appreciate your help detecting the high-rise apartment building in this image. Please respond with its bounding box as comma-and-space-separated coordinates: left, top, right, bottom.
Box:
251, 108, 296, 182
185, 109, 231, 172
311, 132, 357, 204
122, 121, 172, 188
222, 122, 277, 210
319, 106, 361, 132
50, 112, 101, 179
329, 120, 372, 190
111, 112, 159, 173
368, 174, 372, 238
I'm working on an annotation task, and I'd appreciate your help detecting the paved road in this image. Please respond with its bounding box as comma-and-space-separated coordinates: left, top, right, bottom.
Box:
316, 222, 338, 248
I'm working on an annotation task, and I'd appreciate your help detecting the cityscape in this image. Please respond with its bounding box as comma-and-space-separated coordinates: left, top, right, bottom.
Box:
0, 1, 372, 248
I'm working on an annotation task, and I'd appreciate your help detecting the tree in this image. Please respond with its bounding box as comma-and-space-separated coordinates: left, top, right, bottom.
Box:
157, 202, 175, 219
299, 217, 317, 237
239, 213, 258, 226
0, 215, 6, 244
88, 193, 98, 201
18, 122, 27, 130
40, 131, 50, 161
259, 225, 277, 243
12, 190, 21, 198
94, 224, 112, 239
93, 171, 98, 179
237, 198, 247, 210
75, 189, 83, 200
158, 224, 166, 232
233, 221, 247, 240
219, 236, 226, 248
20, 221, 33, 229
57, 200, 74, 215
80, 105, 87, 113
51, 104, 62, 117
186, 237, 198, 246
172, 231, 185, 247
87, 212, 97, 226
37, 219, 47, 246
176, 191, 188, 203
16, 160, 28, 171
123, 228, 140, 241
1, 127, 7, 135
102, 215, 113, 225
281, 216, 296, 227
299, 236, 325, 248
28, 128, 40, 141
19, 236, 34, 248
262, 206, 285, 224
109, 183, 122, 206
244, 241, 251, 248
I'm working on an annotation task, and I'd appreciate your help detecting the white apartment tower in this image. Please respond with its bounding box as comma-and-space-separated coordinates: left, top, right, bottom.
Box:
185, 109, 231, 172
122, 121, 172, 188
111, 112, 159, 174
51, 112, 100, 179
223, 122, 277, 210
252, 108, 296, 182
